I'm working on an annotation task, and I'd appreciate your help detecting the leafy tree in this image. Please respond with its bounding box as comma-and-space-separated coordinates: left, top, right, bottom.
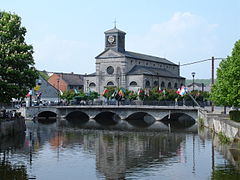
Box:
60, 90, 75, 104
86, 91, 99, 101
211, 40, 240, 107
0, 11, 38, 103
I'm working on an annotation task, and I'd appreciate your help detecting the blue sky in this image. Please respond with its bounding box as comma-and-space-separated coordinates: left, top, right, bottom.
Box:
2, 0, 240, 79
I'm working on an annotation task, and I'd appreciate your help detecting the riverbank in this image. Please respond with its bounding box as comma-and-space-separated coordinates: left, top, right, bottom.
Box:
200, 111, 240, 142
0, 118, 26, 137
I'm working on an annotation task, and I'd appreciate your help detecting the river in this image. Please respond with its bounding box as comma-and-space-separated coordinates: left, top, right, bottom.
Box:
0, 120, 239, 180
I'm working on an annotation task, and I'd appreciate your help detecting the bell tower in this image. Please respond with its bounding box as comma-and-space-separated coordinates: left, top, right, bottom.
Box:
104, 26, 126, 53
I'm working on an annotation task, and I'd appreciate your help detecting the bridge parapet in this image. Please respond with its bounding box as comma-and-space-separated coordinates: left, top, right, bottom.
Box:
19, 105, 199, 121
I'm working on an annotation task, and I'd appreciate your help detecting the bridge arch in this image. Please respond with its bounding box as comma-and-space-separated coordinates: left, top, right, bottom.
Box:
94, 111, 121, 126
126, 112, 156, 128
37, 111, 57, 123
160, 112, 196, 129
66, 111, 89, 125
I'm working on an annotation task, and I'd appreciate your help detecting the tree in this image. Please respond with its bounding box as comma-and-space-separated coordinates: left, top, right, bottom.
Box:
211, 40, 240, 107
0, 11, 38, 103
60, 90, 75, 104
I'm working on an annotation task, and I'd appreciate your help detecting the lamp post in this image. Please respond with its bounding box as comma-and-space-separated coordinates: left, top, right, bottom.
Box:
57, 78, 60, 104
191, 72, 196, 91
86, 80, 89, 93
117, 77, 120, 106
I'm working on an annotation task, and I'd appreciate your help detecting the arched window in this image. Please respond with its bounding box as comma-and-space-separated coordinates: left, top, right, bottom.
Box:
153, 81, 159, 87
161, 81, 165, 88
107, 81, 114, 86
130, 81, 137, 86
145, 80, 150, 88
89, 82, 96, 87
174, 83, 178, 89
168, 82, 172, 89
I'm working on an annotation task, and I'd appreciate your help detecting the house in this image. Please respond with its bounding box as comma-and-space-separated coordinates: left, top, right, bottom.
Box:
48, 72, 84, 93
187, 82, 211, 92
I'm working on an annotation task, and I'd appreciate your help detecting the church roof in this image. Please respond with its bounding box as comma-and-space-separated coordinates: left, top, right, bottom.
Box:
104, 27, 126, 34
127, 65, 185, 79
124, 51, 177, 65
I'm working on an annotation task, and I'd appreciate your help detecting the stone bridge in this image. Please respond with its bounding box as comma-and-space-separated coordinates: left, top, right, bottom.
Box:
19, 105, 199, 122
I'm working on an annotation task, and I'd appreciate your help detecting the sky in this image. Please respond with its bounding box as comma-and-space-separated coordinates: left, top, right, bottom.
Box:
1, 0, 240, 79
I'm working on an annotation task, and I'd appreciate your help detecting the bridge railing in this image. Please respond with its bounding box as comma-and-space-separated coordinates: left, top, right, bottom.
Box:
68, 100, 210, 107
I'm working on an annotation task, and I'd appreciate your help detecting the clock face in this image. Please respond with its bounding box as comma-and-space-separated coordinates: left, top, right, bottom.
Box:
108, 35, 115, 44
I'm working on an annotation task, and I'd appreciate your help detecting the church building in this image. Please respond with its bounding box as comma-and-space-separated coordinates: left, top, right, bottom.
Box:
84, 26, 185, 94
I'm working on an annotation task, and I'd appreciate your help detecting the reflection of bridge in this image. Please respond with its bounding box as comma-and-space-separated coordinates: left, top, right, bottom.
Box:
20, 106, 199, 127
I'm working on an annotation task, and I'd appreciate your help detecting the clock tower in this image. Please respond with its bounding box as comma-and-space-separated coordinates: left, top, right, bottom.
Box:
104, 27, 126, 53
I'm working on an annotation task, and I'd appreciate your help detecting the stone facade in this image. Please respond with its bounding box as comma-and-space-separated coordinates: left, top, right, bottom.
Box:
84, 27, 185, 94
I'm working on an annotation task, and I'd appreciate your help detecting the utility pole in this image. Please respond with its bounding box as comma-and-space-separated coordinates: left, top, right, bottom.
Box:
211, 56, 214, 112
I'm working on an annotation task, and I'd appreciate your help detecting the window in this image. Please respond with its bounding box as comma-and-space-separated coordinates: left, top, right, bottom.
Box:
153, 81, 159, 87
174, 83, 178, 89
130, 81, 137, 86
106, 66, 114, 74
145, 80, 150, 88
161, 82, 165, 88
89, 82, 96, 87
107, 81, 114, 86
168, 82, 172, 89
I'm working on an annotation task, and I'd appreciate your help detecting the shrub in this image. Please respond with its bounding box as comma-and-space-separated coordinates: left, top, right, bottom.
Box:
229, 110, 240, 122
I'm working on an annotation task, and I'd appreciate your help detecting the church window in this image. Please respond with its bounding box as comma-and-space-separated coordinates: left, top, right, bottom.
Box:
139, 61, 141, 64
106, 66, 114, 74
130, 81, 137, 86
107, 81, 114, 86
145, 80, 150, 88
89, 82, 96, 87
174, 83, 178, 89
161, 82, 165, 88
166, 66, 168, 68
146, 63, 148, 65
153, 64, 155, 66
160, 64, 162, 67
153, 81, 159, 87
168, 82, 172, 89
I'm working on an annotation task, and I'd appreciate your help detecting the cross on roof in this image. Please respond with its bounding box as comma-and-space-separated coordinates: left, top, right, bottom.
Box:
113, 19, 117, 28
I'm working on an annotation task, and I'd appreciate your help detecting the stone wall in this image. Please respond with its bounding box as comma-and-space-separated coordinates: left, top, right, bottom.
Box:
200, 111, 240, 141
0, 118, 26, 137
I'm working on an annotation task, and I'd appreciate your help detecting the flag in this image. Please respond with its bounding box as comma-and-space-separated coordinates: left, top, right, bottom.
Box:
34, 85, 40, 91
102, 89, 108, 96
179, 86, 187, 96
118, 88, 124, 97
176, 88, 181, 95
74, 89, 79, 94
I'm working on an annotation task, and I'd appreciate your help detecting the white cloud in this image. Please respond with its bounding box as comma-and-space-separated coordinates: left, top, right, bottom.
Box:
128, 12, 220, 78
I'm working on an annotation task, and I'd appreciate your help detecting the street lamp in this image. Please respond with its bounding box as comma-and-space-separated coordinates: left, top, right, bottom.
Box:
86, 80, 89, 93
57, 78, 60, 104
191, 72, 196, 91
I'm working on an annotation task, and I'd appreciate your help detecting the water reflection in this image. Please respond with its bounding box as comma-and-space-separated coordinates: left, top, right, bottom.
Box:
0, 122, 239, 180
